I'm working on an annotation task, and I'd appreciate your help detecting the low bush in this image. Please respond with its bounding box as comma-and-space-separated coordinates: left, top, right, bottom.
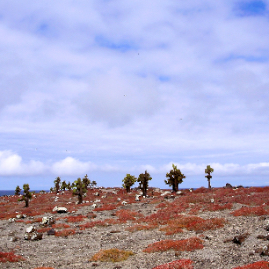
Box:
89, 248, 134, 262
152, 259, 193, 269
233, 261, 269, 268
143, 237, 203, 253
0, 251, 25, 263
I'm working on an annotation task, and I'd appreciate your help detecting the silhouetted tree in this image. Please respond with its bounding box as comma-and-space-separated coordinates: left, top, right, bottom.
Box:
137, 170, 152, 197
83, 174, 91, 189
122, 174, 137, 192
165, 164, 185, 192
54, 177, 61, 193
205, 165, 214, 189
19, 184, 32, 207
15, 185, 21, 195
72, 178, 87, 204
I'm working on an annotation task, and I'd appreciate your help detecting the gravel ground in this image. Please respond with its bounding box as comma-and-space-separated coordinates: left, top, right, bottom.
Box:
1, 189, 269, 269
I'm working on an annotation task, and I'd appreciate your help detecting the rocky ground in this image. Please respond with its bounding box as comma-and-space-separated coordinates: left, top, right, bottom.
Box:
1, 187, 269, 269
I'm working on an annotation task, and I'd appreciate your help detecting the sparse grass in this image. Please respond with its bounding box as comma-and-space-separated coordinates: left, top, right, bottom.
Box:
152, 259, 194, 269
0, 251, 25, 263
89, 248, 134, 262
143, 237, 203, 253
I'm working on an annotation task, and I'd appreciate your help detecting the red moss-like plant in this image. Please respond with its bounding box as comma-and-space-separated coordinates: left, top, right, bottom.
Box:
160, 216, 225, 235
152, 259, 194, 269
64, 215, 86, 222
143, 237, 203, 253
90, 248, 134, 262
126, 224, 158, 232
115, 209, 142, 222
33, 267, 55, 269
94, 204, 117, 211
37, 227, 51, 233
233, 261, 269, 268
55, 229, 76, 237
231, 206, 269, 217
0, 251, 25, 263
52, 223, 70, 229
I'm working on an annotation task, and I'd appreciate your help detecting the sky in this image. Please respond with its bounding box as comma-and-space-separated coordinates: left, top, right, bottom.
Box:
1, 0, 269, 190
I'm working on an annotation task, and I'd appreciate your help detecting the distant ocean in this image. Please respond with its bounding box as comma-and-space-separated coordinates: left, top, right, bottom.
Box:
0, 190, 49, 196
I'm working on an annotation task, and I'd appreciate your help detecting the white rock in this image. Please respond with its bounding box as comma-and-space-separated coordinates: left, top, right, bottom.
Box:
210, 199, 214, 203
122, 201, 127, 205
161, 191, 171, 196
26, 226, 36, 233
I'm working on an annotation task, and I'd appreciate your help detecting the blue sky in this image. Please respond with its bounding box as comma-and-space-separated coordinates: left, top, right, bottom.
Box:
1, 0, 269, 190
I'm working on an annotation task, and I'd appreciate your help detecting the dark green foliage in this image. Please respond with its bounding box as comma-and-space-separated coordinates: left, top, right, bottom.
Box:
67, 181, 72, 191
14, 185, 21, 195
54, 177, 61, 193
165, 164, 185, 192
49, 187, 54, 193
72, 178, 87, 204
122, 174, 137, 192
61, 180, 67, 191
91, 180, 97, 188
137, 170, 152, 197
205, 165, 214, 189
19, 184, 33, 207
82, 174, 91, 189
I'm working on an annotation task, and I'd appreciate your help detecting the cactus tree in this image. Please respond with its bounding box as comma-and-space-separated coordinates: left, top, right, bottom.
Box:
19, 184, 32, 207
165, 164, 185, 192
54, 177, 61, 193
122, 174, 137, 192
205, 165, 214, 189
137, 170, 152, 197
61, 180, 67, 191
82, 174, 91, 189
15, 185, 21, 195
72, 178, 87, 204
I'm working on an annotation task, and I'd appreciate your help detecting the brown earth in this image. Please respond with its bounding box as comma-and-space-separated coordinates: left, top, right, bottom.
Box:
0, 187, 269, 269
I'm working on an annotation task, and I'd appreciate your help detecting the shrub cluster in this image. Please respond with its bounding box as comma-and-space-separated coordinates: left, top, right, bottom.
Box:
89, 248, 134, 262
143, 237, 203, 253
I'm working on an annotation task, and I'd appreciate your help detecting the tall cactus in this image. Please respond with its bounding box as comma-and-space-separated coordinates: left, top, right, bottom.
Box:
137, 170, 152, 197
54, 177, 61, 193
19, 184, 32, 207
165, 164, 185, 192
122, 174, 137, 192
72, 178, 87, 204
205, 165, 214, 189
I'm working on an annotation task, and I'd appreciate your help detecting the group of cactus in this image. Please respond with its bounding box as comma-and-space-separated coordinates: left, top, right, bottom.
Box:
122, 164, 214, 193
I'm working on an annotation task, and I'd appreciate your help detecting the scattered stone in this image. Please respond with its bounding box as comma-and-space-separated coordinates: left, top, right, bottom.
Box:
52, 206, 68, 213
7, 231, 18, 242
47, 228, 56, 235
24, 226, 42, 241
161, 191, 171, 196
257, 235, 269, 240
41, 216, 55, 226
122, 201, 127, 205
232, 233, 249, 245
8, 218, 16, 222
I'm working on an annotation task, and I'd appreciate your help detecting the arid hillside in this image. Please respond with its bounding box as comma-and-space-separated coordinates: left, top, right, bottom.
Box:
1, 186, 269, 268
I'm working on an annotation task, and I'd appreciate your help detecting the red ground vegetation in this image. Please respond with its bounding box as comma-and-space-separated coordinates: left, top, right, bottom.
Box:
233, 261, 269, 268
54, 228, 76, 237
231, 206, 269, 216
152, 259, 194, 269
143, 237, 204, 253
64, 215, 87, 222
0, 251, 25, 263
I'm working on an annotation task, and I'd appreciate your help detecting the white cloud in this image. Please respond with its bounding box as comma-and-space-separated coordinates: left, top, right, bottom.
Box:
51, 157, 97, 176
0, 150, 46, 176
